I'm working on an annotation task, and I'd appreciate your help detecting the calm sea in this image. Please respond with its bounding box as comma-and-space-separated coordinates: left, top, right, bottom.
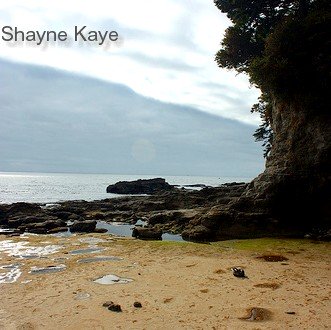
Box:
0, 172, 251, 204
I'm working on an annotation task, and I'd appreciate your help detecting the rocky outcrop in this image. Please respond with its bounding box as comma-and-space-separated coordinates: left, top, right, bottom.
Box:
178, 97, 331, 241
24, 219, 67, 234
188, 97, 331, 241
1, 121, 329, 243
182, 225, 214, 242
132, 227, 162, 240
70, 220, 97, 233
106, 178, 174, 195
0, 183, 248, 239
242, 98, 330, 226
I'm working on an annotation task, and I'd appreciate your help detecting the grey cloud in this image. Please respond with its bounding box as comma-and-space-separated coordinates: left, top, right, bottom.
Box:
199, 81, 258, 111
0, 59, 264, 177
101, 18, 198, 52
120, 50, 198, 72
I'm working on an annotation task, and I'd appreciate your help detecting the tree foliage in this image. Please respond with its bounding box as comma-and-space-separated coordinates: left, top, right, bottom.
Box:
214, 0, 331, 157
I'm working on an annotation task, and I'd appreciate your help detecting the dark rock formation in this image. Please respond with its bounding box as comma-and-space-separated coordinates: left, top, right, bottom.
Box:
0, 207, 8, 226
132, 227, 162, 240
182, 225, 213, 242
184, 98, 330, 240
243, 101, 330, 228
1, 136, 329, 242
106, 178, 174, 195
70, 220, 96, 233
47, 227, 68, 234
7, 202, 41, 216
24, 219, 66, 234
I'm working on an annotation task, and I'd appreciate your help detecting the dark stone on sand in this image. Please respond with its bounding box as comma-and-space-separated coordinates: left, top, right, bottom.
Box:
133, 302, 142, 308
102, 301, 114, 307
102, 301, 124, 312
70, 220, 96, 233
108, 304, 122, 312
106, 178, 174, 195
232, 267, 246, 278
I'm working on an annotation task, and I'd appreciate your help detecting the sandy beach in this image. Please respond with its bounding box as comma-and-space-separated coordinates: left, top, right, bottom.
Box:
0, 234, 330, 329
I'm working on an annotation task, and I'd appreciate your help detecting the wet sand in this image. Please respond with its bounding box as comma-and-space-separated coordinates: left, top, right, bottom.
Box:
0, 234, 330, 329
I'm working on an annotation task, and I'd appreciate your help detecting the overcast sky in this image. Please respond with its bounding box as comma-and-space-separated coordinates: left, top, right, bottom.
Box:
0, 0, 261, 123
0, 1, 264, 177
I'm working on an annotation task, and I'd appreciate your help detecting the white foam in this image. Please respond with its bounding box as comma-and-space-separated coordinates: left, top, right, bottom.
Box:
0, 267, 22, 283
0, 240, 62, 258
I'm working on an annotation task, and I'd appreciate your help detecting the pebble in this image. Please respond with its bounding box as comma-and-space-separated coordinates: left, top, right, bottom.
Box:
108, 304, 122, 312
102, 301, 122, 312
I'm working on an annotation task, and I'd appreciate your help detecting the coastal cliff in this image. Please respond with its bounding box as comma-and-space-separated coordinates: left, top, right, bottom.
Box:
185, 98, 330, 241
244, 98, 331, 225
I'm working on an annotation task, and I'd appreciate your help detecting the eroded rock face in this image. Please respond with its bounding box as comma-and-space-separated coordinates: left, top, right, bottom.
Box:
106, 178, 174, 195
184, 98, 330, 240
241, 99, 331, 228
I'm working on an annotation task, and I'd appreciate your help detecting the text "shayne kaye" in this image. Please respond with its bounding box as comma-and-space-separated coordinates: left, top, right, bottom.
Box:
1, 26, 119, 45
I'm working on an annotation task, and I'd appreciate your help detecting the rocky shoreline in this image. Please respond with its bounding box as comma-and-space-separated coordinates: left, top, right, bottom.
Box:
0, 178, 329, 241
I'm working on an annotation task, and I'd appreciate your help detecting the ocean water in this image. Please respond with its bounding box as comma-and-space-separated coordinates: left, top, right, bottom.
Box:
0, 172, 251, 204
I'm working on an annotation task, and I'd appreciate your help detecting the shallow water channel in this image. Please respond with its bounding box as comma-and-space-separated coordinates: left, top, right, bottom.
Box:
95, 221, 184, 242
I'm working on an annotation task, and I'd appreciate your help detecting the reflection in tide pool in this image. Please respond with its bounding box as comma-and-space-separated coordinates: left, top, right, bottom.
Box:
29, 264, 66, 274
96, 221, 133, 237
96, 221, 184, 242
77, 256, 123, 263
69, 247, 104, 255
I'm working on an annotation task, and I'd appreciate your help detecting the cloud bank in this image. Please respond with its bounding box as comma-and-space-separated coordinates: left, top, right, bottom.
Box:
0, 0, 261, 124
0, 59, 264, 177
